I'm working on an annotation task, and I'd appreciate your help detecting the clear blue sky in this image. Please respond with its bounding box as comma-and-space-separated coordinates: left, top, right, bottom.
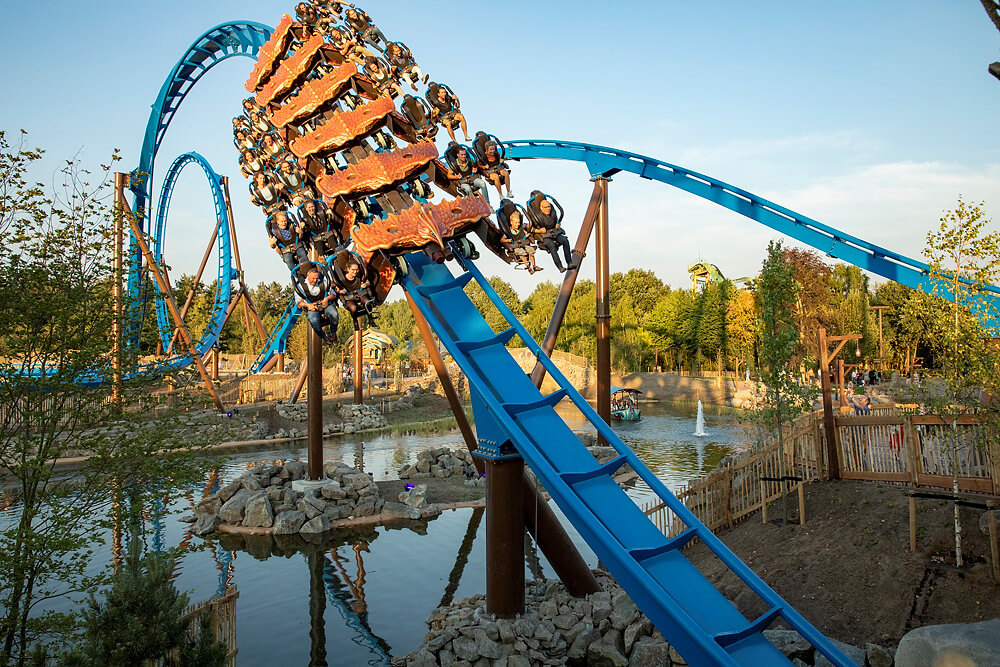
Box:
2, 1, 998, 296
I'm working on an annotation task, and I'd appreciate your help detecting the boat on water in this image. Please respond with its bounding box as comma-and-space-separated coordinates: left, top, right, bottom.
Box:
610, 387, 642, 422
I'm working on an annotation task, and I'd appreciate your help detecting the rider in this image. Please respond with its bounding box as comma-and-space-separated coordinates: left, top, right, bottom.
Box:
344, 7, 387, 50
362, 56, 402, 98
527, 191, 576, 273
445, 143, 490, 204
426, 82, 469, 142
330, 248, 376, 327
400, 94, 437, 140
476, 140, 512, 200
274, 160, 313, 203
294, 264, 340, 344
250, 172, 285, 213
298, 199, 342, 256
497, 199, 541, 274
266, 210, 309, 270
385, 42, 427, 92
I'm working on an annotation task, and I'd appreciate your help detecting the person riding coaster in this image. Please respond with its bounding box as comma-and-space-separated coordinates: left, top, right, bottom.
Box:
298, 198, 342, 256
362, 56, 402, 98
344, 8, 387, 50
385, 42, 427, 91
496, 199, 541, 274
400, 94, 438, 141
293, 261, 341, 344
326, 26, 374, 64
240, 150, 267, 179
331, 248, 378, 328
266, 209, 310, 270
426, 82, 469, 143
526, 190, 577, 273
250, 172, 286, 213
475, 137, 513, 200
274, 160, 314, 205
443, 142, 490, 205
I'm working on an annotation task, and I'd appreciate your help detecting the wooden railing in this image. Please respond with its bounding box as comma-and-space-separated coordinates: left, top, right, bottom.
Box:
642, 409, 998, 541
145, 586, 239, 667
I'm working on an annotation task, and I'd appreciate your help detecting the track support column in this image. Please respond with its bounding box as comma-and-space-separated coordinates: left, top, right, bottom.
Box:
485, 456, 525, 618
595, 178, 612, 445
307, 248, 324, 481
112, 173, 126, 409
354, 329, 364, 404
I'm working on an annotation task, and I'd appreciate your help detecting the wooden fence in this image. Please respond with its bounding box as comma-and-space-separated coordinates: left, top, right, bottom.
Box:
643, 409, 999, 540
146, 586, 239, 667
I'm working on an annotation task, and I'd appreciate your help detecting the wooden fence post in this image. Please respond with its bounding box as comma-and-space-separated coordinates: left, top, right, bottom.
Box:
906, 415, 921, 486
724, 468, 733, 529
797, 482, 806, 526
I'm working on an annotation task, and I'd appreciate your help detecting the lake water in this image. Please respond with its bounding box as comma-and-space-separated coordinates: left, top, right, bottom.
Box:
4, 401, 746, 665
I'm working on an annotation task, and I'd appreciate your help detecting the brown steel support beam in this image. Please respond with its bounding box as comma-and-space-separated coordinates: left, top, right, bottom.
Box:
530, 180, 604, 388
112, 173, 125, 408
485, 457, 525, 618
166, 225, 218, 355
595, 178, 612, 446
222, 177, 269, 345
289, 357, 309, 404
277, 352, 286, 373
307, 321, 324, 480
819, 327, 839, 480
212, 347, 220, 381
120, 196, 224, 411
354, 328, 364, 404
407, 289, 600, 596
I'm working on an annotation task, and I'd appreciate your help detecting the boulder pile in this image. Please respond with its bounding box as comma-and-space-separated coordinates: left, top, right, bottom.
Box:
395, 572, 879, 666
337, 403, 388, 434
191, 459, 384, 536
399, 447, 477, 480
389, 383, 428, 412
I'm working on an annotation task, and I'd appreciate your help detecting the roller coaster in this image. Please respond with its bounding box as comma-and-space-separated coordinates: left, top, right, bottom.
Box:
105, 2, 1000, 665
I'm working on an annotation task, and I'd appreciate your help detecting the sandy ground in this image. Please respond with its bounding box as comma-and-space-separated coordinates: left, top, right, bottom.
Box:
685, 479, 1000, 648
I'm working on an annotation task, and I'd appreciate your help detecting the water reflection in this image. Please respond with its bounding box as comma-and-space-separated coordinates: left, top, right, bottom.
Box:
1, 401, 745, 664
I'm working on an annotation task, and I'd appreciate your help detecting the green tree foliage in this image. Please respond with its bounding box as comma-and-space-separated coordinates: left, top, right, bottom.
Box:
63, 534, 226, 667
465, 277, 524, 345
0, 131, 218, 663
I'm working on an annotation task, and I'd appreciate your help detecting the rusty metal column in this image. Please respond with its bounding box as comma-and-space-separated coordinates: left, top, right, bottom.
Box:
595, 178, 612, 446
277, 352, 285, 373
819, 328, 839, 480
307, 327, 324, 479
212, 347, 220, 381
530, 180, 603, 388
485, 457, 525, 618
307, 248, 324, 481
112, 173, 125, 408
289, 358, 308, 404
354, 329, 364, 404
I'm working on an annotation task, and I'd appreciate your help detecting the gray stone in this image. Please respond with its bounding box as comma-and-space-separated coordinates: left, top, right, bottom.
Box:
764, 629, 805, 647
592, 597, 613, 625
217, 479, 241, 502
194, 495, 221, 516
538, 599, 558, 617
472, 629, 503, 660
323, 506, 341, 521
320, 481, 346, 500
219, 488, 254, 524
284, 460, 306, 480
382, 501, 422, 520
303, 494, 326, 512
191, 513, 220, 536
668, 644, 686, 665
299, 514, 331, 534
243, 494, 274, 528
779, 639, 814, 663
399, 483, 428, 509
355, 497, 377, 517
628, 636, 669, 667
609, 595, 640, 631
623, 617, 653, 655
506, 655, 530, 667
497, 619, 516, 644
588, 634, 628, 667
296, 498, 322, 520
568, 628, 600, 662
272, 510, 306, 535
894, 619, 1000, 667
408, 649, 437, 667
866, 643, 893, 667
240, 475, 262, 491
452, 636, 479, 662
814, 638, 866, 667
552, 614, 576, 631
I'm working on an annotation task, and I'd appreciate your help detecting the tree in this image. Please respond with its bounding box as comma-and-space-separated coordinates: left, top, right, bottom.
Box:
726, 288, 759, 375
465, 276, 523, 345
921, 197, 1000, 567
752, 241, 817, 524
782, 247, 834, 365
0, 131, 216, 663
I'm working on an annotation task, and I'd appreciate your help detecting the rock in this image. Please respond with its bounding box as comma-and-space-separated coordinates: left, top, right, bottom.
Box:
628, 636, 669, 667
894, 619, 1000, 667
296, 498, 322, 520
814, 638, 867, 667
272, 510, 306, 535
609, 594, 640, 631
217, 479, 241, 502
400, 483, 428, 509
778, 639, 814, 663
866, 643, 893, 667
300, 514, 332, 535
219, 488, 254, 524
587, 633, 628, 667
194, 495, 221, 516
191, 513, 220, 536
472, 629, 503, 660
497, 619, 516, 644
382, 501, 423, 520
623, 617, 652, 655
978, 509, 1000, 536
240, 475, 262, 491
284, 460, 306, 480
452, 636, 478, 662
321, 481, 346, 500
303, 494, 326, 512
764, 629, 805, 648
243, 494, 274, 528
568, 628, 600, 663
324, 506, 341, 521
506, 656, 530, 667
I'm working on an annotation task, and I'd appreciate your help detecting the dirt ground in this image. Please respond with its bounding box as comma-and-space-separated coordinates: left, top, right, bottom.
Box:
685, 480, 1000, 649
